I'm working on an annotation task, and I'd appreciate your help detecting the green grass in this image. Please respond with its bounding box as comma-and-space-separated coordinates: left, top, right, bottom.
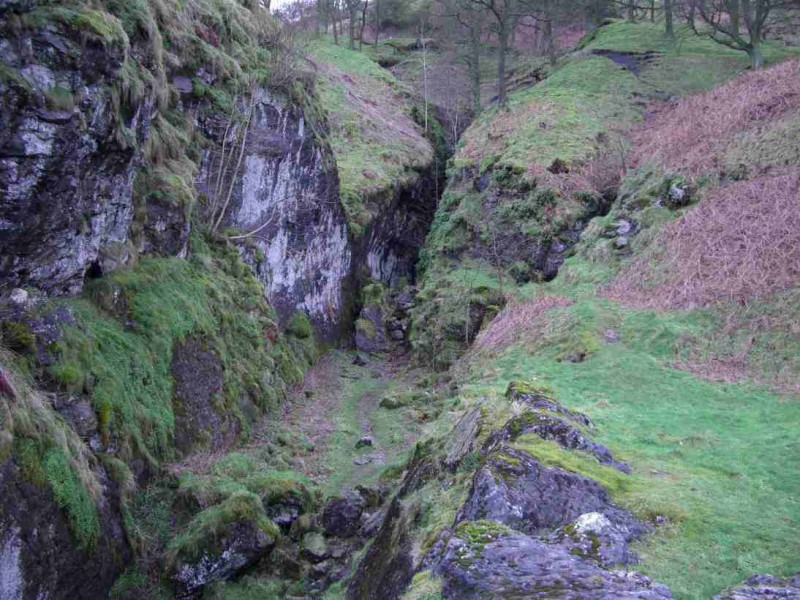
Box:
456, 55, 646, 173
308, 38, 434, 235
167, 491, 279, 564
46, 237, 315, 467
581, 20, 800, 95
452, 283, 800, 598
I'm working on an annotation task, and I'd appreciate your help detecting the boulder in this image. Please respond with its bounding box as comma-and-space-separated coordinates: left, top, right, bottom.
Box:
505, 381, 593, 427
173, 519, 275, 598
553, 511, 640, 567
355, 305, 388, 353
443, 407, 482, 470
456, 447, 640, 538
713, 573, 800, 600
171, 337, 236, 455
355, 436, 374, 449
488, 410, 631, 473
322, 494, 366, 538
436, 523, 673, 600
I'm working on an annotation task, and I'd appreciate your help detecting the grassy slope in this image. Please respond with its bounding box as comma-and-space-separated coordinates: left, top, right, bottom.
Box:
1, 237, 316, 551
409, 20, 800, 600
309, 38, 434, 235
457, 269, 800, 599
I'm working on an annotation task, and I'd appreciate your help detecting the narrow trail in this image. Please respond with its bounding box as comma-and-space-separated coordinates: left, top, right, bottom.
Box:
254, 350, 422, 496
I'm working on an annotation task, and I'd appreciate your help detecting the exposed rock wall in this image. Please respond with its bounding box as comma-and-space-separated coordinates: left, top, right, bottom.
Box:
0, 22, 149, 295
196, 88, 352, 341
0, 458, 132, 600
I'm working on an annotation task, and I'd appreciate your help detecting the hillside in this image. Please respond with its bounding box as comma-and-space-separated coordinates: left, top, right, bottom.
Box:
401, 22, 800, 600
1, 4, 799, 600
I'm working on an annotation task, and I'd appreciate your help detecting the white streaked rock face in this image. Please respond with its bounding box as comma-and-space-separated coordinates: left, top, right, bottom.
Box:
197, 89, 351, 340
0, 525, 23, 600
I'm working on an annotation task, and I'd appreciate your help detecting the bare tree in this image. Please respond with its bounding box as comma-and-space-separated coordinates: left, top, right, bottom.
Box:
689, 0, 798, 68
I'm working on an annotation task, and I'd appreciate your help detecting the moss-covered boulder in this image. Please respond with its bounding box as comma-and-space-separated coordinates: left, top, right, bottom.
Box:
169, 492, 279, 597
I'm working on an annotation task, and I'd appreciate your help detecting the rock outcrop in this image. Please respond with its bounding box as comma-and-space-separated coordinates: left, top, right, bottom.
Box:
348, 381, 671, 599
437, 522, 672, 600
0, 19, 160, 296
196, 88, 351, 341
713, 573, 800, 600
0, 457, 132, 600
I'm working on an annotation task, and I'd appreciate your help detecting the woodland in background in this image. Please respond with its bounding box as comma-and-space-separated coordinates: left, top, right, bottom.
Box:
277, 0, 799, 107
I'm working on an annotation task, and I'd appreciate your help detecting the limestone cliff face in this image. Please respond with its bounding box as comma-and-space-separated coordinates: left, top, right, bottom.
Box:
0, 21, 151, 295
196, 88, 352, 341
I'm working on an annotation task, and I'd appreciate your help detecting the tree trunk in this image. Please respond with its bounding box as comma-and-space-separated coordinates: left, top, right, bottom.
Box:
748, 39, 763, 69
349, 3, 356, 49
544, 2, 557, 67
497, 20, 509, 106
665, 0, 674, 37
359, 0, 368, 50
650, 0, 655, 22
332, 0, 339, 44
469, 25, 481, 115
374, 0, 379, 47
728, 0, 740, 38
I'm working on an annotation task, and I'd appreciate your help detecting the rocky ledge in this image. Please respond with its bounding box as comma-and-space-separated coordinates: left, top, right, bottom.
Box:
346, 381, 675, 599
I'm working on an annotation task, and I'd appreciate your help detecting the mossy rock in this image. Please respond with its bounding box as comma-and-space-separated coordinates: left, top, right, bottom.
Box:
1, 320, 36, 354
287, 312, 313, 339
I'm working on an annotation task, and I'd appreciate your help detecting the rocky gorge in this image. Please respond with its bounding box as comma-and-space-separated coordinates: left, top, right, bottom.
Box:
1, 1, 799, 599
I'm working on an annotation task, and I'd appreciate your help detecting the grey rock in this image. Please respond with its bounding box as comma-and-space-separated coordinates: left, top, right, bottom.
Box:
436, 527, 673, 600
355, 436, 374, 449
617, 219, 634, 235
196, 88, 351, 343
553, 511, 640, 567
457, 447, 640, 537
300, 532, 329, 563
669, 183, 687, 205
488, 410, 631, 473
355, 304, 388, 353
8, 288, 29, 309
347, 498, 419, 600
443, 407, 482, 470
173, 520, 275, 598
713, 573, 800, 600
615, 235, 630, 249
172, 76, 193, 94
51, 394, 98, 440
322, 494, 365, 538
352, 353, 369, 366
171, 337, 237, 455
0, 458, 132, 600
505, 381, 593, 428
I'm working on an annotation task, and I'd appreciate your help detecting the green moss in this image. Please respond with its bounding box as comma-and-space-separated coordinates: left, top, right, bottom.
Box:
355, 318, 377, 339
287, 312, 313, 340
1, 320, 36, 355
43, 448, 100, 549
402, 570, 444, 600
168, 491, 278, 564
44, 86, 75, 111
455, 519, 512, 550
23, 6, 127, 45
47, 362, 85, 392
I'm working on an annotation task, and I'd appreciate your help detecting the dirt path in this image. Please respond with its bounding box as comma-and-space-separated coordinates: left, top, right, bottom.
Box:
252, 350, 420, 495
